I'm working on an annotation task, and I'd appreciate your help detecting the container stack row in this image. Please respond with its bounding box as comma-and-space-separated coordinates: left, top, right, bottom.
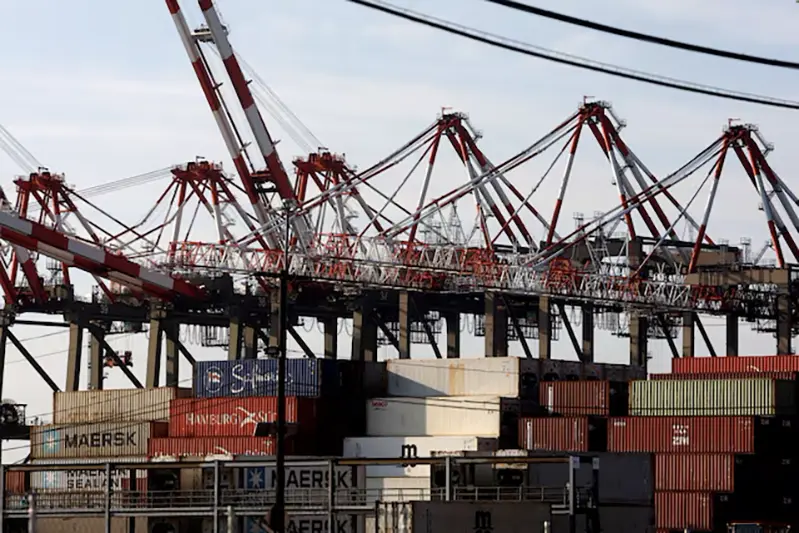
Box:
519, 354, 799, 531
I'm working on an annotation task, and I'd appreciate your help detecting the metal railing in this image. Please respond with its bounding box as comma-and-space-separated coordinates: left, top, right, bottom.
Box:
2, 485, 586, 517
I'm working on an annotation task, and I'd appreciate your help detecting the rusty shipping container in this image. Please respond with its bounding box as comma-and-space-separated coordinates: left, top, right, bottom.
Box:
168, 396, 321, 437
539, 380, 628, 416
149, 437, 281, 457
630, 378, 796, 416
651, 371, 799, 381
655, 492, 714, 531
607, 416, 795, 453
27, 517, 150, 533
672, 355, 799, 374
656, 453, 799, 493
519, 417, 607, 452
31, 422, 167, 459
53, 387, 191, 424
5, 470, 24, 494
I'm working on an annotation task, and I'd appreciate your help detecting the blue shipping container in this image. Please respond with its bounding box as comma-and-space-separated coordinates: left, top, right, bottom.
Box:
194, 359, 339, 398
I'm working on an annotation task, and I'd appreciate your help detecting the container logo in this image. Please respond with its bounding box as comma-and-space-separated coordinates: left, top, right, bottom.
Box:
228, 364, 295, 395
205, 367, 225, 394
41, 429, 60, 453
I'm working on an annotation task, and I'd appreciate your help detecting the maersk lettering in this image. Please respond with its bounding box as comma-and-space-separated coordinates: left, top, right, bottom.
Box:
267, 468, 351, 489
64, 431, 137, 449
284, 517, 350, 533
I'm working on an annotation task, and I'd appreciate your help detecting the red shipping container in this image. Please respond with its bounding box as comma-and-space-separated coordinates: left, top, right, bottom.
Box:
539, 380, 628, 416
168, 396, 320, 437
672, 355, 799, 375
655, 492, 714, 531
149, 437, 280, 457
655, 454, 735, 492
651, 371, 799, 381
607, 416, 791, 453
5, 470, 24, 494
519, 417, 607, 452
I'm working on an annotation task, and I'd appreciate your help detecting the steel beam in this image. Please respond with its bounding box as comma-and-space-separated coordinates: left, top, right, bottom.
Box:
681, 312, 695, 357
484, 292, 508, 357
444, 312, 460, 358
65, 323, 83, 391
726, 314, 739, 356
323, 317, 337, 359
398, 291, 411, 359
581, 304, 594, 362
538, 296, 552, 360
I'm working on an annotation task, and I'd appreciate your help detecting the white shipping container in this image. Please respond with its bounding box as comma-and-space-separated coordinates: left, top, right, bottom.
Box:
366, 476, 431, 502
53, 387, 191, 424
411, 501, 552, 533
343, 436, 497, 477
31, 422, 167, 459
387, 358, 522, 397
30, 457, 147, 491
366, 396, 503, 436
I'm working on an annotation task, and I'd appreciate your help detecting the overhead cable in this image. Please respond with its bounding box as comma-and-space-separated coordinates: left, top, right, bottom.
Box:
344, 0, 799, 110
484, 0, 799, 70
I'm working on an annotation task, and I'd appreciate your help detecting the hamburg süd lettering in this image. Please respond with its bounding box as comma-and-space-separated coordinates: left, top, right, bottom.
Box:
64, 431, 137, 448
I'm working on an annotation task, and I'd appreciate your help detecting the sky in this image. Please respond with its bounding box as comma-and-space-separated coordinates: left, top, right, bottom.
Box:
0, 0, 797, 461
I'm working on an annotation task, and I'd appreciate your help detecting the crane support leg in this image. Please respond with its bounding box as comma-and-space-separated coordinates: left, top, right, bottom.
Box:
164, 322, 180, 387
629, 314, 649, 369
538, 296, 552, 360
88, 325, 105, 390
147, 318, 164, 386
484, 292, 508, 358
398, 292, 411, 360
243, 325, 258, 360
726, 315, 739, 356
582, 304, 594, 362
444, 312, 460, 359
777, 294, 793, 355
66, 322, 83, 391
682, 312, 695, 358
269, 292, 280, 350
323, 317, 338, 359
0, 325, 8, 400
228, 315, 245, 360
352, 298, 378, 362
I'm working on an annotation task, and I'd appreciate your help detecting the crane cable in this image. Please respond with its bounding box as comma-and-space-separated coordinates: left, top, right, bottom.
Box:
484, 0, 799, 70
344, 0, 799, 110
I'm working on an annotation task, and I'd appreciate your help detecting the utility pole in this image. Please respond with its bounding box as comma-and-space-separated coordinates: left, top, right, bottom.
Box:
273, 206, 291, 533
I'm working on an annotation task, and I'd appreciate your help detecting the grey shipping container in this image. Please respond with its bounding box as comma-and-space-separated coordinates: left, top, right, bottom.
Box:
411, 501, 552, 533
630, 378, 797, 416
31, 422, 168, 459
550, 505, 655, 533
524, 452, 654, 505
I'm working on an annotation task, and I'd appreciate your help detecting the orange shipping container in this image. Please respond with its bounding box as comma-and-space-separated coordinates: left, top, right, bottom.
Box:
519, 417, 607, 452
607, 416, 794, 454
672, 355, 799, 374
539, 380, 628, 416
655, 454, 735, 492
149, 437, 280, 457
168, 396, 321, 437
655, 492, 714, 531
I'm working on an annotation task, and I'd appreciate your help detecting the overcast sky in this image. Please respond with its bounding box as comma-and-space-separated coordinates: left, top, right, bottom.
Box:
0, 0, 797, 462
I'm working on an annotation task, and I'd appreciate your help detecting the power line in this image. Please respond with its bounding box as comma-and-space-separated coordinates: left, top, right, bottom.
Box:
484, 0, 799, 70
343, 0, 799, 110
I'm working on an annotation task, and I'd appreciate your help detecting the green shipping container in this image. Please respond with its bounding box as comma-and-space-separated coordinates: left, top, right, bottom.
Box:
630, 378, 796, 416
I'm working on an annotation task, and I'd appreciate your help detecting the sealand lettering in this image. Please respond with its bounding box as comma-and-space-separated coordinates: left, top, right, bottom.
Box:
64, 431, 137, 449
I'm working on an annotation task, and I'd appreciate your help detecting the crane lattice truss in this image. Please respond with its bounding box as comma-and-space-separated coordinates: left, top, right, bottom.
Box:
0, 0, 794, 400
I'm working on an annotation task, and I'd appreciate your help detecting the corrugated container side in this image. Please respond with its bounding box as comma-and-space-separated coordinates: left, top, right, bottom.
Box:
525, 452, 654, 505
366, 396, 505, 437
651, 371, 799, 381
53, 387, 191, 424
539, 380, 628, 416
410, 501, 552, 532
28, 517, 150, 533
29, 457, 148, 491
629, 378, 796, 416
366, 476, 431, 503
168, 396, 320, 437
607, 416, 795, 453
654, 454, 734, 492
672, 355, 799, 374
386, 358, 522, 398
655, 491, 713, 531
5, 470, 24, 493
148, 437, 279, 457
343, 436, 498, 478
519, 417, 607, 452
194, 359, 339, 398
30, 422, 167, 459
